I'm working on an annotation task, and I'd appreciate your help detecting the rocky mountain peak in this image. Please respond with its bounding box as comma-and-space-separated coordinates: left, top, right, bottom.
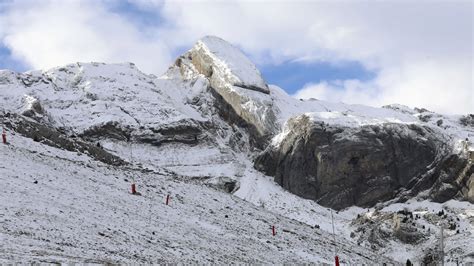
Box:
170, 36, 278, 143
191, 35, 269, 94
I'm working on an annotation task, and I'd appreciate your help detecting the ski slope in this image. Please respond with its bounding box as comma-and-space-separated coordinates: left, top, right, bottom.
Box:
0, 132, 392, 264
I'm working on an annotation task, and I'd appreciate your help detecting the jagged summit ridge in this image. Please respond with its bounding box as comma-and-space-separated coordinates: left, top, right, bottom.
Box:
171, 35, 278, 141
192, 36, 269, 94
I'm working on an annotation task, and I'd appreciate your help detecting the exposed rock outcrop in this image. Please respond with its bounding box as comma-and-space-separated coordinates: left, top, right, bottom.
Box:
429, 154, 474, 203
134, 120, 209, 147
255, 114, 469, 209
2, 113, 124, 166
21, 94, 46, 119
81, 121, 132, 141
191, 36, 269, 94
174, 36, 278, 145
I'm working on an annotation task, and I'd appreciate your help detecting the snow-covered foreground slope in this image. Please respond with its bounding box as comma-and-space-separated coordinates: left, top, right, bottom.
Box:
0, 132, 391, 264
2, 131, 471, 264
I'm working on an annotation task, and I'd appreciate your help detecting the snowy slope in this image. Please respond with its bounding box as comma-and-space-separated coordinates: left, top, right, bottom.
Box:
236, 169, 474, 264
0, 131, 392, 264
0, 62, 206, 134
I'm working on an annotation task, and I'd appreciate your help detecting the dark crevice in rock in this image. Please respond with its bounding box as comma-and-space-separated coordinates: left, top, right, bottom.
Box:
118, 106, 141, 126
233, 83, 270, 95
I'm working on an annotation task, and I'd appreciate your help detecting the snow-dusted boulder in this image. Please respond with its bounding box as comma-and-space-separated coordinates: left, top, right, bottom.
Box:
20, 94, 45, 119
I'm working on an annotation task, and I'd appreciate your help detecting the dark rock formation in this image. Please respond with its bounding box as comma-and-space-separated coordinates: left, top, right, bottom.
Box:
80, 121, 132, 141
2, 113, 125, 166
429, 154, 474, 203
21, 98, 45, 118
459, 114, 474, 127
207, 86, 270, 149
135, 120, 208, 147
393, 223, 425, 244
255, 114, 468, 210
205, 176, 239, 193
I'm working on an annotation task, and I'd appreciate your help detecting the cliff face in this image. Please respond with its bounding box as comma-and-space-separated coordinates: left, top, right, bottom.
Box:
255, 114, 473, 209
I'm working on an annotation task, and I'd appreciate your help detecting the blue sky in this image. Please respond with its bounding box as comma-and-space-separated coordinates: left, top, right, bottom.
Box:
106, 0, 164, 28
0, 0, 471, 114
258, 61, 375, 95
0, 43, 25, 71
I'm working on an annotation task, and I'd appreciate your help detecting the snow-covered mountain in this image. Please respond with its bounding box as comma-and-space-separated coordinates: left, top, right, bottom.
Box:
1, 36, 473, 264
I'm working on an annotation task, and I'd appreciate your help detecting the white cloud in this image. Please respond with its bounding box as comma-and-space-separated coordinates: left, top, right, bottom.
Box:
294, 59, 473, 114
0, 0, 172, 74
293, 80, 380, 107
0, 0, 472, 114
